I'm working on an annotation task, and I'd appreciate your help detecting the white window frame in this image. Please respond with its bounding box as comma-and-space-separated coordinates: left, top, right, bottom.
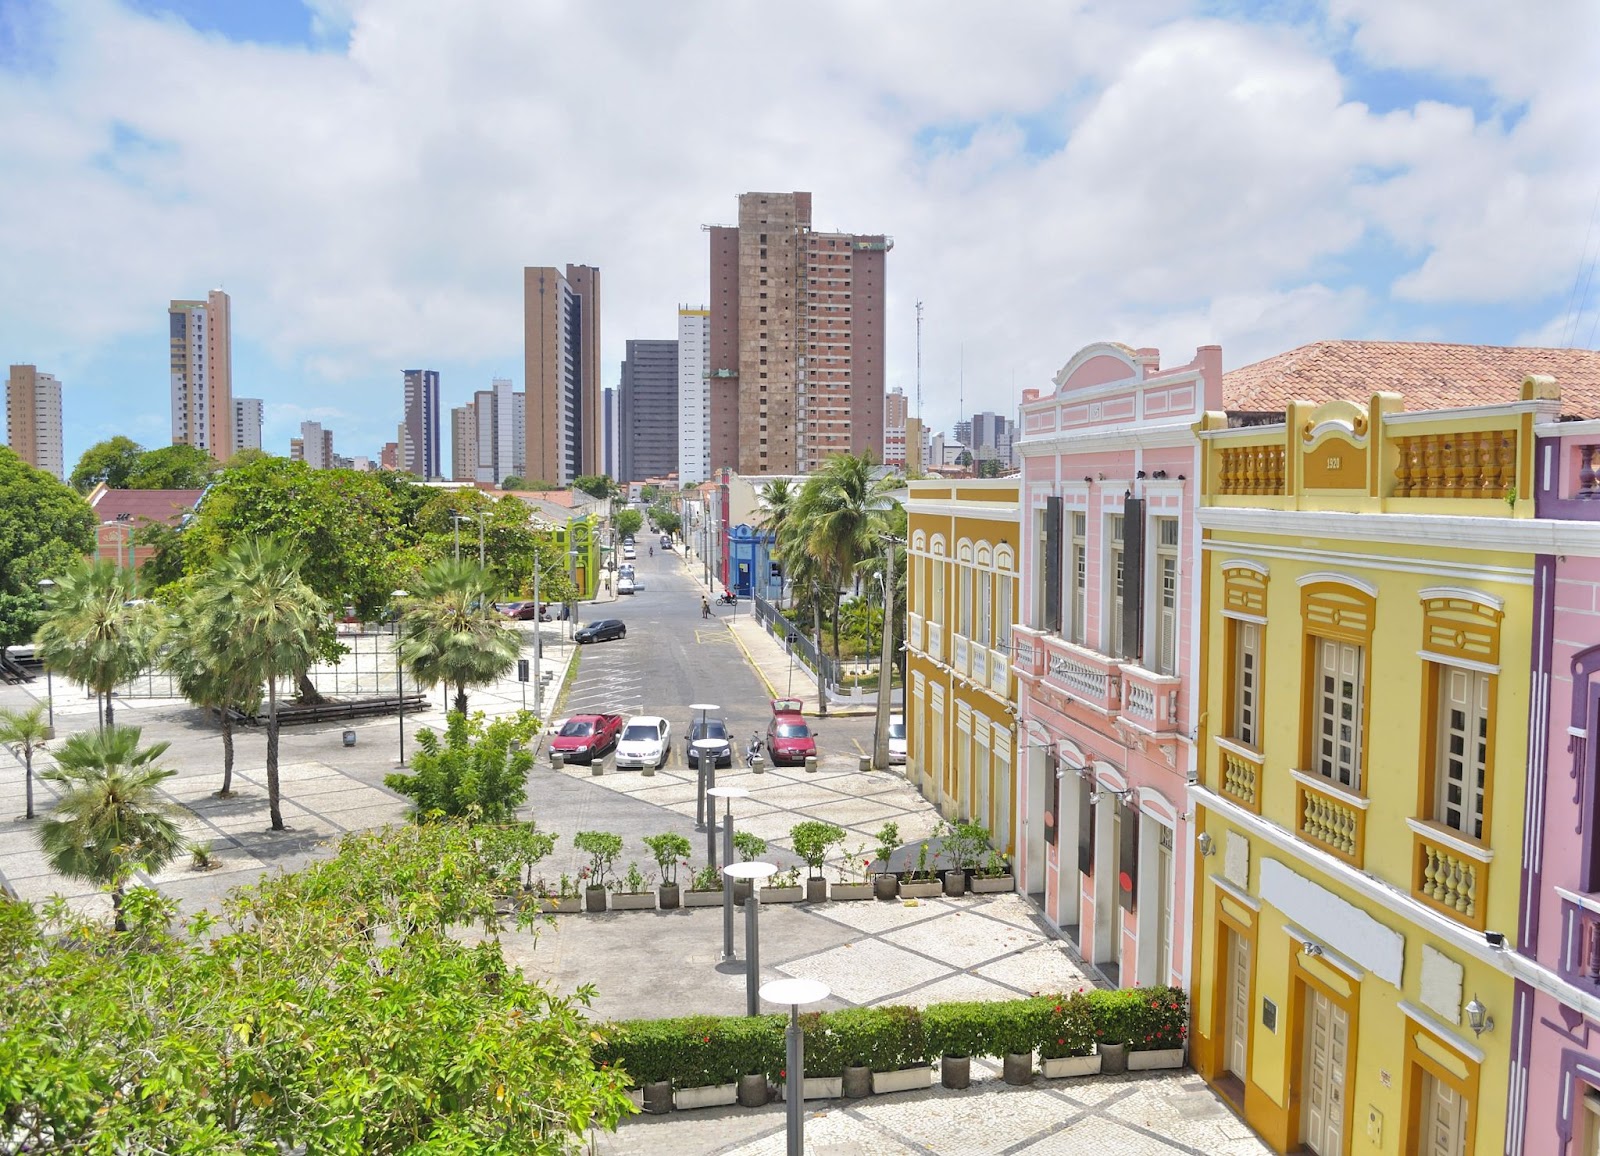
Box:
1107, 514, 1125, 657
1070, 512, 1087, 644
979, 568, 993, 649
1434, 664, 1489, 840
1233, 619, 1261, 748
1314, 637, 1365, 791
1153, 517, 1179, 675
958, 565, 973, 639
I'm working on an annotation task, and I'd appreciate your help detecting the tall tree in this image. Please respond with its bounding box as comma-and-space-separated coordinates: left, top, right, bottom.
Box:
33, 559, 156, 729
124, 443, 218, 489
571, 474, 616, 499
0, 446, 96, 649
160, 596, 263, 798
0, 703, 50, 820
37, 726, 186, 931
755, 478, 798, 605
68, 436, 144, 493
192, 539, 327, 830
397, 559, 520, 716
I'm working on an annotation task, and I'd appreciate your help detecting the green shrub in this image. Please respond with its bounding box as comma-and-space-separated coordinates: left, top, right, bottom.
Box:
1129, 986, 1188, 1052
922, 1000, 995, 1059
643, 832, 691, 886
1093, 987, 1148, 1048
733, 831, 768, 862
598, 1013, 785, 1088
790, 820, 845, 877
572, 830, 623, 889
988, 997, 1045, 1057
1039, 992, 1096, 1059
828, 1005, 927, 1070
798, 1011, 843, 1077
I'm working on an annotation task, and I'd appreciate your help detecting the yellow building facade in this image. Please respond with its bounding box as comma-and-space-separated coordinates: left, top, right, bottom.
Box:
1188, 387, 1550, 1155
905, 480, 1021, 855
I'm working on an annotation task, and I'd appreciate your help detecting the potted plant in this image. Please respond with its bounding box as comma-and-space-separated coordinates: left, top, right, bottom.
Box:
941, 820, 989, 897
732, 831, 768, 904
791, 820, 845, 902
683, 863, 724, 908
871, 822, 902, 901
572, 830, 622, 913
830, 842, 875, 901
971, 847, 1015, 894
838, 1005, 932, 1095
992, 999, 1036, 1086
1040, 993, 1101, 1078
923, 1000, 992, 1090
644, 832, 692, 910
538, 873, 582, 914
610, 861, 657, 911
900, 840, 943, 899
760, 865, 803, 904
776, 1012, 844, 1101
1094, 988, 1142, 1074
1128, 987, 1189, 1070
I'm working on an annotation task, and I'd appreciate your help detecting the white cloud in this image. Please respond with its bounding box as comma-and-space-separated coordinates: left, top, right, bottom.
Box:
0, 0, 1593, 462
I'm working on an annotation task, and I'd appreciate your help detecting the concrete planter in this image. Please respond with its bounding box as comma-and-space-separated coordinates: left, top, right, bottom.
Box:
674, 1082, 738, 1110
584, 886, 607, 914
752, 758, 766, 774
683, 889, 723, 908
642, 1080, 672, 1114
842, 1066, 871, 1098
552, 752, 566, 768
805, 877, 829, 903
737, 1074, 769, 1107
641, 764, 655, 778
871, 1065, 933, 1095
760, 885, 803, 903
831, 882, 873, 901
776, 1076, 843, 1101
940, 1055, 971, 1089
658, 883, 680, 910
971, 874, 1014, 894
942, 871, 968, 898
626, 1088, 643, 1111
610, 892, 655, 911
873, 875, 900, 901
590, 762, 603, 777
1128, 1047, 1186, 1071
804, 755, 818, 773
1098, 1042, 1128, 1074
1041, 1054, 1102, 1079
732, 878, 754, 905
1003, 1052, 1033, 1085
900, 879, 942, 899
541, 896, 581, 914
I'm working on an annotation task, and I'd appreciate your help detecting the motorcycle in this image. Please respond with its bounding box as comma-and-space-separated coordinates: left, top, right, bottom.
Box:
715, 592, 737, 606
745, 734, 764, 768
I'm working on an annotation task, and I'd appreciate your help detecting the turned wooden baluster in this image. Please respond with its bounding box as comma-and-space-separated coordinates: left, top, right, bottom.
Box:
1496, 436, 1516, 498
1422, 435, 1443, 497
1441, 435, 1461, 496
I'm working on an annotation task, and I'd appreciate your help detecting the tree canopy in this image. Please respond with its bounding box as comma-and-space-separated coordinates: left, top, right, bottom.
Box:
125, 442, 217, 489
68, 436, 144, 492
571, 474, 615, 499
0, 447, 95, 648
613, 508, 643, 537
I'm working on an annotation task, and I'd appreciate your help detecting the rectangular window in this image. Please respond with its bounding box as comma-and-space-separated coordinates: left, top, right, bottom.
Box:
1109, 515, 1125, 657
1071, 513, 1087, 644
998, 576, 1012, 651
1232, 620, 1261, 747
958, 566, 973, 638
1434, 666, 1489, 839
979, 570, 993, 649
1154, 518, 1179, 675
1315, 638, 1364, 790
932, 561, 945, 630
1042, 499, 1063, 632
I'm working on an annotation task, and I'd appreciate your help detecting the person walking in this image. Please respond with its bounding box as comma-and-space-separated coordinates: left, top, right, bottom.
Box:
701, 595, 711, 619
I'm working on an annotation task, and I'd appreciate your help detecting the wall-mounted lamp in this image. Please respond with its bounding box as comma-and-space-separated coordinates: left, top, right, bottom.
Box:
1196, 831, 1216, 857
1301, 941, 1324, 958
1087, 790, 1102, 806
1097, 473, 1106, 481
1136, 470, 1147, 479
1177, 809, 1191, 821
1466, 995, 1495, 1037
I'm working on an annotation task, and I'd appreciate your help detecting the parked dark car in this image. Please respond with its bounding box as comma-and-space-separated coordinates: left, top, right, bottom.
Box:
574, 618, 627, 644
685, 717, 733, 768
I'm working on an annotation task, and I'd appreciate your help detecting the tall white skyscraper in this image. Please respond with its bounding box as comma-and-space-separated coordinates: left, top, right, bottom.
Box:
169, 289, 232, 459
402, 369, 441, 479
5, 364, 64, 479
233, 397, 263, 452
676, 306, 710, 484
298, 421, 333, 469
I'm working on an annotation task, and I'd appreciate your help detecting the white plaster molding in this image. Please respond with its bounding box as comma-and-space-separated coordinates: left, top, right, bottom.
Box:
1289, 768, 1373, 810
1537, 418, 1600, 439
1416, 650, 1502, 677
1398, 1000, 1485, 1065
1211, 872, 1259, 911
1420, 945, 1464, 1025
1261, 859, 1405, 987
905, 501, 1022, 522
1138, 787, 1179, 822
1418, 586, 1507, 613
1404, 818, 1495, 864
1554, 887, 1600, 918
1220, 610, 1269, 625
1199, 506, 1600, 560
1295, 570, 1381, 598
1383, 401, 1542, 425
1285, 921, 1368, 981
1094, 763, 1129, 793
1200, 535, 1533, 585
1305, 419, 1368, 446
1220, 558, 1270, 576
1017, 420, 1200, 457
1215, 736, 1265, 764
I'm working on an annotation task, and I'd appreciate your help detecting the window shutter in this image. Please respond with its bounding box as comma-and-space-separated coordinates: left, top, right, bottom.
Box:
1077, 775, 1095, 876
1118, 801, 1139, 913
1121, 495, 1145, 661
1044, 497, 1063, 633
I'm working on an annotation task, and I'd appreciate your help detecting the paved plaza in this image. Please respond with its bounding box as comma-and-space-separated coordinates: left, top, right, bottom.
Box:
0, 545, 1269, 1155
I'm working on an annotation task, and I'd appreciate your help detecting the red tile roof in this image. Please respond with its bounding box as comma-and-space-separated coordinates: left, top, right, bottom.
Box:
87, 487, 206, 528
1222, 341, 1600, 418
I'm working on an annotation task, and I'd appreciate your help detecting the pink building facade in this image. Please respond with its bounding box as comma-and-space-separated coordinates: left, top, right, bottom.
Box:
1011, 343, 1221, 988
1514, 418, 1600, 1154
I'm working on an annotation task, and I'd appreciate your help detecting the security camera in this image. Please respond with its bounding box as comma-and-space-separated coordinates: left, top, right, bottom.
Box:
1484, 930, 1507, 949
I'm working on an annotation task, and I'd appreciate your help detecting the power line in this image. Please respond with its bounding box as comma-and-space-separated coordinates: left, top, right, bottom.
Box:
1563, 186, 1600, 347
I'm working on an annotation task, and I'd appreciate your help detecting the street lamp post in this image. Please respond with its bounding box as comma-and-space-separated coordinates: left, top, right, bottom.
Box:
724, 860, 778, 1015
873, 534, 904, 771
392, 589, 410, 765
706, 783, 749, 963
36, 579, 55, 736
760, 978, 831, 1156
689, 703, 719, 830
101, 521, 136, 595
453, 514, 485, 566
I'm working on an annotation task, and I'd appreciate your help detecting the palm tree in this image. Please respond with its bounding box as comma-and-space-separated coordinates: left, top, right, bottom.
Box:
773, 511, 833, 716
161, 602, 263, 798
33, 559, 156, 730
190, 539, 327, 830
38, 726, 186, 931
0, 704, 50, 820
397, 558, 520, 716
755, 478, 797, 606
793, 452, 898, 665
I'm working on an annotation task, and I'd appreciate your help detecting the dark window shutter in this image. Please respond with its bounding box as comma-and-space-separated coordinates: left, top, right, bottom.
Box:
1118, 802, 1140, 913
1044, 750, 1059, 846
1121, 495, 1146, 662
1044, 497, 1063, 633
1077, 775, 1095, 876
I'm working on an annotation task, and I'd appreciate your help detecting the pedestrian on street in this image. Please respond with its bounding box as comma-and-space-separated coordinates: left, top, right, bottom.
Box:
701, 595, 711, 619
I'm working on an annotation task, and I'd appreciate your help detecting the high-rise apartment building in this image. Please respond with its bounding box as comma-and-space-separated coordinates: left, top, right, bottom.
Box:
451, 403, 476, 481
169, 289, 233, 459
5, 365, 64, 479
233, 397, 262, 453
707, 191, 889, 475
970, 411, 1015, 465
401, 369, 441, 479
380, 441, 399, 471
677, 306, 711, 484
295, 421, 333, 469
524, 264, 601, 486
618, 339, 679, 483
602, 387, 616, 478
953, 419, 973, 447
883, 386, 908, 469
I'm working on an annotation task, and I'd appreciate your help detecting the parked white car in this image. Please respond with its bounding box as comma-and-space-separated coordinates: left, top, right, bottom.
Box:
888, 714, 906, 764
615, 715, 672, 769
616, 575, 636, 595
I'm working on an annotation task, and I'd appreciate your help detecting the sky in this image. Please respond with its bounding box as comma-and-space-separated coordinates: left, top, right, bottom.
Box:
2, 0, 1598, 473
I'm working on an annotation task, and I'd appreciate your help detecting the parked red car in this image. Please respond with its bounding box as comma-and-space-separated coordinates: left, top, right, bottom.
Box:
765, 698, 817, 766
497, 601, 552, 621
549, 713, 623, 764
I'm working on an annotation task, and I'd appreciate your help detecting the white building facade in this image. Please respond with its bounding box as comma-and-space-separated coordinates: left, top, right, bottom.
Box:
677, 306, 711, 484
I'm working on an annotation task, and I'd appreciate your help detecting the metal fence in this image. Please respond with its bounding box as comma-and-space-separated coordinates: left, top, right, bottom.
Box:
113, 628, 426, 700
751, 594, 889, 692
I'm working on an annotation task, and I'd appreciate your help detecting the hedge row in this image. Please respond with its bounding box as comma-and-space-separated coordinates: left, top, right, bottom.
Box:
594, 987, 1188, 1089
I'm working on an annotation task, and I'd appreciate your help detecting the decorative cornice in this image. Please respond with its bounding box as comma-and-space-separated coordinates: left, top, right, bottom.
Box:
1199, 506, 1600, 559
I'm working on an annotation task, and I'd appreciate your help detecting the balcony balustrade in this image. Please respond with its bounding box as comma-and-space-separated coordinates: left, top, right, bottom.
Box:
989, 648, 1009, 694
926, 621, 944, 663
1217, 443, 1286, 496
1410, 821, 1491, 931
1120, 666, 1182, 734
908, 613, 924, 653
1216, 739, 1263, 814
1293, 772, 1367, 867
1392, 430, 1516, 499
1039, 636, 1121, 713
953, 635, 970, 678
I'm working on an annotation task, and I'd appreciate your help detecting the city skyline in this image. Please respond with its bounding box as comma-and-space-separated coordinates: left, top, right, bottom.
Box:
0, 2, 1595, 472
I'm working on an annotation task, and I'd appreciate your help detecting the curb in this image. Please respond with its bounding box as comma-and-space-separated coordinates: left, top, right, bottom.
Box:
724, 620, 781, 702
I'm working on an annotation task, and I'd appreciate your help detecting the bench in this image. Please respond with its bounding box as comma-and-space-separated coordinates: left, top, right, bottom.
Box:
226, 694, 428, 727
